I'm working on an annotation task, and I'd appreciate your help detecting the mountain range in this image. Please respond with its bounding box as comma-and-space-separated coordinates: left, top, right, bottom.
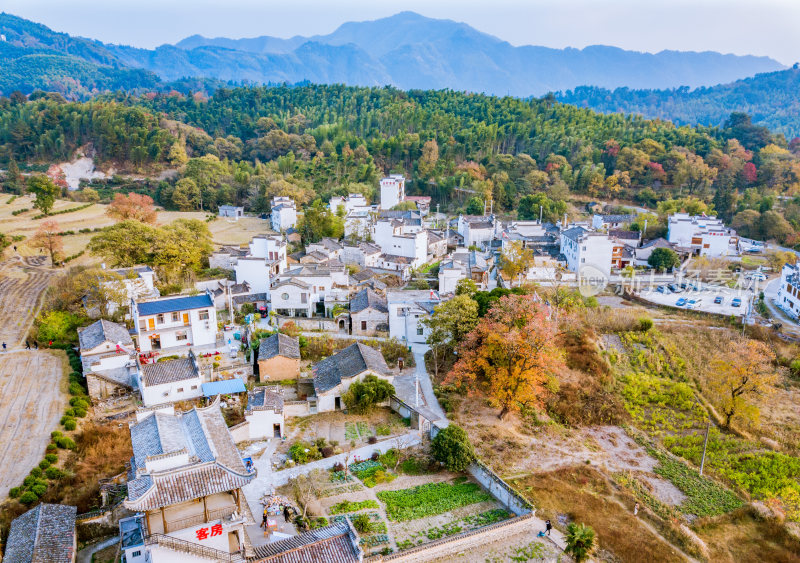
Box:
1, 11, 798, 135
0, 11, 785, 98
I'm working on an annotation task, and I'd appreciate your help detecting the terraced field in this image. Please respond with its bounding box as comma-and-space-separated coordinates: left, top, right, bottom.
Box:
0, 256, 57, 347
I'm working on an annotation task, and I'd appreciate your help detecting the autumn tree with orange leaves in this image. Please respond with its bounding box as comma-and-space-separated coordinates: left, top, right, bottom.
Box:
107, 192, 158, 223
30, 219, 63, 266
446, 294, 563, 419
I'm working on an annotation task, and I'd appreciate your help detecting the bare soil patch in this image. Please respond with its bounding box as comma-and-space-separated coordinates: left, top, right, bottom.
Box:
0, 350, 67, 500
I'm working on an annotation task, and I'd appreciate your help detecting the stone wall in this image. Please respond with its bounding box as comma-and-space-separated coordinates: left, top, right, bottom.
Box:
284, 400, 310, 418
467, 459, 532, 516
276, 315, 341, 332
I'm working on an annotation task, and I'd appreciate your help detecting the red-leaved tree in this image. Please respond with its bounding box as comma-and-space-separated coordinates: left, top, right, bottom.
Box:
446, 294, 563, 419
107, 192, 158, 223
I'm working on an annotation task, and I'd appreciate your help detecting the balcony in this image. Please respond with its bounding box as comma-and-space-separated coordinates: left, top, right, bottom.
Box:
164, 505, 238, 533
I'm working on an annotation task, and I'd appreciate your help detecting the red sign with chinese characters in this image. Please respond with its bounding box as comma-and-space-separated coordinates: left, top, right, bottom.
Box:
195, 523, 223, 541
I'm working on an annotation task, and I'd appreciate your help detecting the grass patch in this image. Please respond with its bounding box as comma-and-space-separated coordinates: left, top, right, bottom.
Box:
329, 499, 379, 515
377, 480, 492, 522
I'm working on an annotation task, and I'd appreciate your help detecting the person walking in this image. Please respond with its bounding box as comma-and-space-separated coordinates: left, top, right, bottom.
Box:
34, 341, 38, 349
261, 507, 268, 529
634, 502, 640, 516
545, 519, 552, 536
2, 342, 6, 351
25, 340, 30, 349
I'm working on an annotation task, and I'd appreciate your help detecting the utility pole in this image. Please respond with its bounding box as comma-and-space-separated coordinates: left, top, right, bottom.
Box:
539, 205, 543, 224
699, 419, 711, 476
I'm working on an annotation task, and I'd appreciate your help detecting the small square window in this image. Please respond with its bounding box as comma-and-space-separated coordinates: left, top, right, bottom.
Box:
177, 387, 184, 393
171, 312, 179, 322
156, 314, 164, 324
416, 326, 424, 335
191, 385, 197, 390
132, 551, 142, 558
199, 310, 210, 320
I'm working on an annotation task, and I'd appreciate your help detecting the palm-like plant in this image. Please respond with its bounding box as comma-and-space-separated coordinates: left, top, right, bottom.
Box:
565, 522, 596, 562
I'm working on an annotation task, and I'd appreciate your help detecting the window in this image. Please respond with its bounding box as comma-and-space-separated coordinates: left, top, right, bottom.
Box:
416, 326, 424, 336
281, 293, 289, 300
176, 331, 188, 341
177, 387, 184, 393
156, 314, 164, 324
171, 312, 179, 322
301, 293, 308, 304
581, 258, 585, 263
191, 385, 198, 390
199, 310, 210, 320
132, 551, 141, 558
361, 321, 367, 331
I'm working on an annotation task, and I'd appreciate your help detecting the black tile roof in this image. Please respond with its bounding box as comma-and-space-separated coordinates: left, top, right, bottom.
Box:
78, 319, 133, 351
312, 343, 391, 394
258, 333, 301, 361
250, 523, 360, 562
350, 288, 388, 314
4, 503, 77, 563
140, 357, 199, 386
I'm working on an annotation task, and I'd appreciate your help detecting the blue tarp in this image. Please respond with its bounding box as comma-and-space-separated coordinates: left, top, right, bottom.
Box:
202, 379, 246, 397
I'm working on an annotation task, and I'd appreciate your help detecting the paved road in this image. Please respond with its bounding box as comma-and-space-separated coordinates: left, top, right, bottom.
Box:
764, 277, 800, 337
411, 343, 447, 421
76, 535, 119, 563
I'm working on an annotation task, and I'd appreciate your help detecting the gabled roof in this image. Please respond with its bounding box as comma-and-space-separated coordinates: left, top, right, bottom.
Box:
350, 288, 388, 314
111, 265, 153, 277
609, 229, 640, 241
271, 278, 312, 290
313, 343, 391, 394
136, 293, 213, 316
78, 319, 133, 351
125, 400, 254, 511
561, 226, 587, 242
351, 268, 378, 282
247, 387, 284, 413
4, 503, 77, 563
597, 213, 636, 223
251, 522, 360, 562
258, 333, 301, 361
640, 237, 673, 249
140, 356, 199, 386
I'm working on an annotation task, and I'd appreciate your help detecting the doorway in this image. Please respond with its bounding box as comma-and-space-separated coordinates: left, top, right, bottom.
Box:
273, 424, 282, 438
334, 397, 341, 410
149, 335, 161, 350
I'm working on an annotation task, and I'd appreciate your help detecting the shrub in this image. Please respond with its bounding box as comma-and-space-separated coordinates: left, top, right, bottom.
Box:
352, 513, 373, 534
638, 317, 654, 332
368, 436, 378, 445
68, 382, 85, 395
63, 419, 77, 431
30, 467, 42, 478
72, 407, 87, 418
332, 462, 345, 472
311, 516, 329, 529
46, 443, 57, 453
19, 491, 38, 505
289, 441, 321, 464
342, 374, 395, 413
431, 425, 475, 472
63, 408, 76, 418
45, 467, 64, 480
51, 430, 63, 438
54, 436, 76, 449
45, 453, 58, 463
9, 487, 22, 498
321, 446, 334, 458
23, 476, 35, 487
31, 482, 48, 497
376, 424, 391, 436
38, 460, 50, 470
69, 397, 89, 409
370, 451, 380, 460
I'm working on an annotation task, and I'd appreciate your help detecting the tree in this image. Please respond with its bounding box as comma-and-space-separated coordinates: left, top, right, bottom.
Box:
418, 139, 439, 178
466, 197, 484, 215
430, 424, 475, 472
342, 375, 395, 414
3, 159, 22, 194
447, 294, 563, 419
647, 247, 680, 272
35, 310, 82, 344
88, 220, 160, 267
30, 219, 63, 265
172, 178, 201, 211
167, 141, 189, 165
423, 295, 479, 379
27, 175, 60, 215
707, 339, 776, 429
297, 200, 344, 244
499, 240, 534, 281
107, 192, 158, 223
455, 278, 477, 297
291, 469, 326, 519
73, 268, 129, 319
565, 523, 596, 563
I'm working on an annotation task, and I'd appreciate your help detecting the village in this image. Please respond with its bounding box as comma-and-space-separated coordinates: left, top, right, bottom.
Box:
0, 169, 796, 563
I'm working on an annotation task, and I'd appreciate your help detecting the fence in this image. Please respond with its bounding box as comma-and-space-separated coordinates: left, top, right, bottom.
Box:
144, 534, 244, 562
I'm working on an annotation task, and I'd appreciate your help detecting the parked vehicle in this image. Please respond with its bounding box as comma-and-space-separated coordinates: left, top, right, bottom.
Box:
676, 298, 687, 307
732, 298, 742, 307
714, 296, 723, 304
668, 284, 680, 292
656, 286, 667, 294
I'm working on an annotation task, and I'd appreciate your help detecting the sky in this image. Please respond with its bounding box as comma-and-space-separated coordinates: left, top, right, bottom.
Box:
5, 0, 800, 65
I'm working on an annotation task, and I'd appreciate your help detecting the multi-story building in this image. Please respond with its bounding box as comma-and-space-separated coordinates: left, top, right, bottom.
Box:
329, 193, 369, 215
341, 242, 382, 269
374, 217, 428, 268
559, 227, 614, 275
122, 400, 256, 561
667, 213, 737, 256
457, 215, 496, 249
387, 290, 441, 344
133, 292, 218, 354
380, 174, 405, 209
305, 238, 343, 260
777, 263, 800, 319
234, 235, 288, 294
438, 249, 491, 294
270, 196, 297, 232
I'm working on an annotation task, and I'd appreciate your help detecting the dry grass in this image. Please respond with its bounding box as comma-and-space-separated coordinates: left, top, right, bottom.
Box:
693, 507, 800, 563
512, 466, 687, 562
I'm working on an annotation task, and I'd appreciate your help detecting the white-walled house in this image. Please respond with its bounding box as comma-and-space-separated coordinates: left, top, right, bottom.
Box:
233, 235, 287, 294
269, 278, 316, 318
78, 319, 138, 401
559, 227, 614, 276
133, 292, 218, 353
667, 213, 737, 256
330, 193, 369, 215
387, 290, 441, 344
776, 263, 800, 320
137, 350, 204, 406
374, 217, 428, 268
341, 242, 381, 268
218, 205, 244, 219
237, 387, 285, 440
380, 175, 406, 209
457, 215, 496, 248
270, 196, 297, 232
311, 343, 394, 412
305, 238, 343, 260
591, 213, 636, 231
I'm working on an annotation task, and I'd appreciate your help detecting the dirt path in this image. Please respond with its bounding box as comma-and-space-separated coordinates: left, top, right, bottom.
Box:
0, 255, 59, 348
0, 351, 67, 499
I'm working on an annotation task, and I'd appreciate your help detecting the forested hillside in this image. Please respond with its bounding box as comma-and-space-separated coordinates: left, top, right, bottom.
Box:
3, 84, 800, 247
557, 67, 800, 138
